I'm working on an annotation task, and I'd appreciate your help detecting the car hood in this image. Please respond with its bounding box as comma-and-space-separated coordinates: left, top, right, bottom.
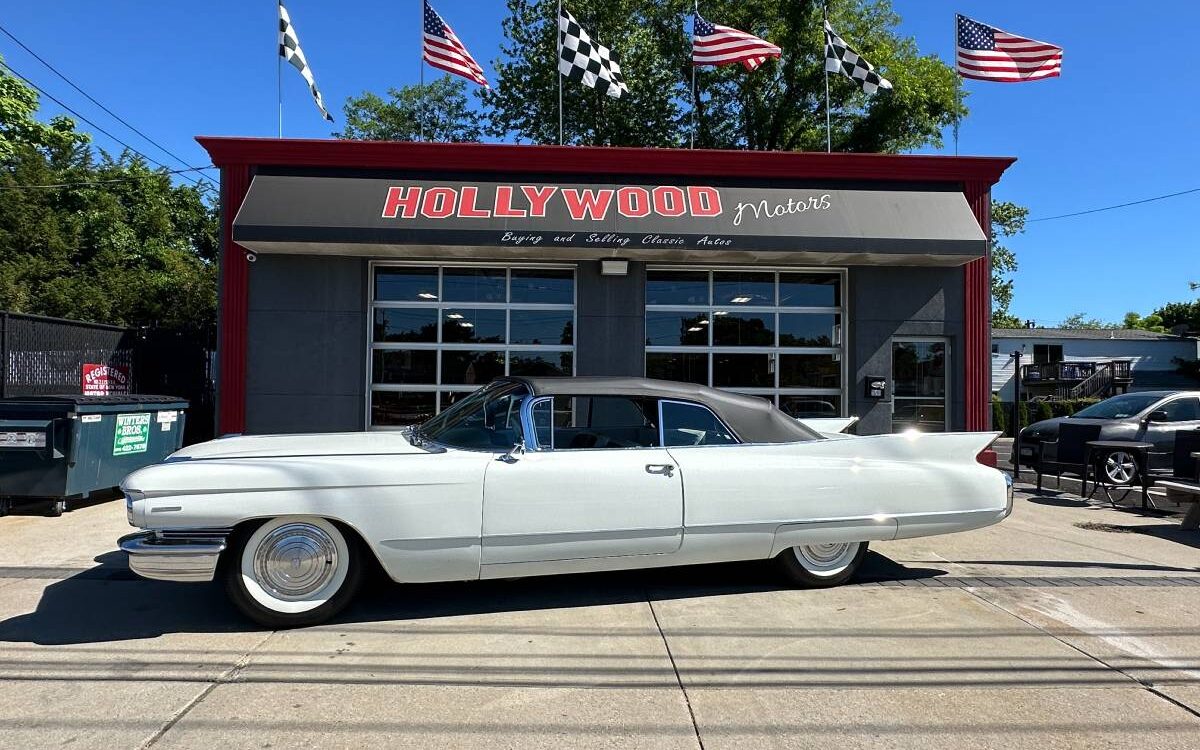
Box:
166, 431, 429, 461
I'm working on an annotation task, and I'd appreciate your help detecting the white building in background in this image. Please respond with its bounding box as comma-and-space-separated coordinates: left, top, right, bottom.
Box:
991, 328, 1200, 402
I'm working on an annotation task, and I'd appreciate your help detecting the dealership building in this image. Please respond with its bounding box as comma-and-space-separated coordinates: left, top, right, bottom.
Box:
199, 137, 1013, 437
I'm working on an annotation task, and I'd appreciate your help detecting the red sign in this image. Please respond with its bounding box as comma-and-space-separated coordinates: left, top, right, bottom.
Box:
82, 364, 131, 395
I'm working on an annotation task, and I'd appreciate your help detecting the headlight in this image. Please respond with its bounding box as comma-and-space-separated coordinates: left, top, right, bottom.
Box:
124, 490, 146, 527
0, 431, 47, 448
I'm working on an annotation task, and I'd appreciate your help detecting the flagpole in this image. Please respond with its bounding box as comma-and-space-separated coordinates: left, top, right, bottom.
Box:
557, 0, 564, 145
691, 1, 698, 149
952, 15, 961, 155
277, 1, 283, 138
420, 1, 426, 142
823, 4, 831, 153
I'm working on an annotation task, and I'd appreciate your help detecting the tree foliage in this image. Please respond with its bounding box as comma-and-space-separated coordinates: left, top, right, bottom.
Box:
1122, 311, 1166, 333
989, 200, 1026, 327
337, 78, 484, 143
1059, 312, 1110, 330
0, 61, 217, 331
483, 0, 964, 151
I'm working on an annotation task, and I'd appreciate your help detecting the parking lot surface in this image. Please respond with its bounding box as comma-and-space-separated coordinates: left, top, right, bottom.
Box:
1, 485, 1198, 749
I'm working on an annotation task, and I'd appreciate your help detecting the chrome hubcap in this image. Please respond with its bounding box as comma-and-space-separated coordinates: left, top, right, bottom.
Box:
1104, 452, 1136, 484
795, 542, 855, 573
252, 523, 339, 600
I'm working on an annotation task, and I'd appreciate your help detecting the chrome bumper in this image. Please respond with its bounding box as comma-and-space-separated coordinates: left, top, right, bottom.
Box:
119, 530, 229, 583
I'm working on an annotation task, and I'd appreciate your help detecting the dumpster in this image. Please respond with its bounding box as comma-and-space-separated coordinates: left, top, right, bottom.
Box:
0, 395, 188, 516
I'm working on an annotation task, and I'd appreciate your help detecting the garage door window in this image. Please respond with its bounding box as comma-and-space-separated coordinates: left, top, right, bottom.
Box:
370, 264, 575, 427
645, 268, 845, 417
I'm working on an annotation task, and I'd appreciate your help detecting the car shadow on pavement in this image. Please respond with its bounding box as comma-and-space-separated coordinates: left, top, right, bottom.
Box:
0, 550, 945, 644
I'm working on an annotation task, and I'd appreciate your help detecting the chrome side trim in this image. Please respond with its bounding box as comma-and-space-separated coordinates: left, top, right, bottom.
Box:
119, 530, 229, 583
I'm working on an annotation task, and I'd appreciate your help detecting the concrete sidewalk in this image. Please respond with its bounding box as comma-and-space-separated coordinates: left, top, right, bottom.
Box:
1, 485, 1198, 748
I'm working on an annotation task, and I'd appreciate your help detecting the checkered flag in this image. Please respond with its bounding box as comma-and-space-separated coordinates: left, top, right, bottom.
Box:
824, 20, 892, 95
279, 1, 333, 121
558, 7, 629, 99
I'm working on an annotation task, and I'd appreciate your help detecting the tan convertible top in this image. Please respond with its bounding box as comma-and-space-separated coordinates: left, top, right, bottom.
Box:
499, 376, 822, 444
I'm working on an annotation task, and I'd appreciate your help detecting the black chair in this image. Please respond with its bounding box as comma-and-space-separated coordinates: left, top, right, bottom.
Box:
1035, 421, 1103, 494
1154, 429, 1200, 530
1171, 428, 1200, 481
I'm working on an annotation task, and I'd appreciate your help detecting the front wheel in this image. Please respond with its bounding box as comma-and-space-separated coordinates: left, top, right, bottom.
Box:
776, 541, 868, 587
1100, 450, 1139, 486
224, 516, 363, 628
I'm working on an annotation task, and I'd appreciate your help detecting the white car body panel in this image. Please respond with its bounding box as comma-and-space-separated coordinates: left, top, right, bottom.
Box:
122, 425, 1009, 584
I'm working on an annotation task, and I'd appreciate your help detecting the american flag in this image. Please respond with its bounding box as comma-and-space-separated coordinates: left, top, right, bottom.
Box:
956, 14, 1062, 83
692, 14, 780, 71
422, 1, 489, 88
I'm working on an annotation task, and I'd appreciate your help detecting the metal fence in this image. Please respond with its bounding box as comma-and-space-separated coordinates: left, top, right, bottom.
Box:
0, 312, 136, 398
0, 311, 216, 443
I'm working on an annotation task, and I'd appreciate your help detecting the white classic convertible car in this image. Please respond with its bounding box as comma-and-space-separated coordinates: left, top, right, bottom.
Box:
120, 377, 1012, 627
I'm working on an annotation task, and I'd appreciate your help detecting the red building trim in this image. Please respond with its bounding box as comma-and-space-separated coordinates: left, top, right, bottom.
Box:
199, 137, 1014, 437
216, 164, 252, 435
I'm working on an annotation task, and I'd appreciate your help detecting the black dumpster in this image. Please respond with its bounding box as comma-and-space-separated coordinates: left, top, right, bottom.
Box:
0, 395, 188, 516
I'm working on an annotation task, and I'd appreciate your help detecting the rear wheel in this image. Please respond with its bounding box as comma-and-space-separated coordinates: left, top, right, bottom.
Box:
223, 516, 363, 628
776, 541, 867, 587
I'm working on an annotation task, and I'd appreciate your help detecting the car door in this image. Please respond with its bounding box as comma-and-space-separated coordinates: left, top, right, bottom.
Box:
1143, 396, 1200, 470
480, 394, 683, 566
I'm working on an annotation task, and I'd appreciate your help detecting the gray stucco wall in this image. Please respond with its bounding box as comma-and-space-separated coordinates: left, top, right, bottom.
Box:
575, 260, 647, 377
847, 265, 965, 435
245, 254, 367, 434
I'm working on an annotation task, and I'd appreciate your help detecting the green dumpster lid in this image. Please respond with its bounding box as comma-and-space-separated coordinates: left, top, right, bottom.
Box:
1, 394, 189, 407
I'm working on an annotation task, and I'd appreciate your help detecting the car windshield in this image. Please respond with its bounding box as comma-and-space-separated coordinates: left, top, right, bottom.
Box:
1072, 393, 1162, 420
415, 381, 529, 450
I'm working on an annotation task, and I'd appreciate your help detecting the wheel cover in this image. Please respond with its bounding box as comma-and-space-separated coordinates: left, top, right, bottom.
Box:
794, 542, 857, 575
252, 522, 339, 601
239, 516, 350, 615
1104, 451, 1137, 484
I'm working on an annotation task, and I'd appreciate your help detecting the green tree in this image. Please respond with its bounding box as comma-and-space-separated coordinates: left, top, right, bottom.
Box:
484, 0, 964, 150
1059, 312, 1110, 330
1122, 311, 1166, 333
337, 78, 484, 143
990, 200, 1026, 327
0, 56, 88, 160
1155, 299, 1200, 333
0, 64, 218, 331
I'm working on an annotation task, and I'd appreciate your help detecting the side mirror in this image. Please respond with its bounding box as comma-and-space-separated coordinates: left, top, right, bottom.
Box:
1146, 410, 1169, 423
498, 439, 526, 464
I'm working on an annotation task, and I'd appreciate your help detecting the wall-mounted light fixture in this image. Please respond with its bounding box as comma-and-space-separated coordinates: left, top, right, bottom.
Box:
600, 259, 629, 276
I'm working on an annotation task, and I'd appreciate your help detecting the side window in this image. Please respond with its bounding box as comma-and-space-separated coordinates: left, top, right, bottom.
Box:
544, 395, 659, 450
1159, 398, 1200, 422
660, 401, 738, 447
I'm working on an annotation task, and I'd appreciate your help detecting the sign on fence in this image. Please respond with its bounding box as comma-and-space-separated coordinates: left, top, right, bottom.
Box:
82, 363, 131, 395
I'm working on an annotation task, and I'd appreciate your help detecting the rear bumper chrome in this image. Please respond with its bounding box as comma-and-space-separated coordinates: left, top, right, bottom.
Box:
119, 530, 229, 583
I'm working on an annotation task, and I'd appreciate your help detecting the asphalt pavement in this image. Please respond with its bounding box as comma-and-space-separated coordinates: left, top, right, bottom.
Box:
1, 481, 1198, 749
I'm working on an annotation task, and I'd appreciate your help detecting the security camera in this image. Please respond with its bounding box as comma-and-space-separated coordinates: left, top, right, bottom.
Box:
245, 252, 257, 263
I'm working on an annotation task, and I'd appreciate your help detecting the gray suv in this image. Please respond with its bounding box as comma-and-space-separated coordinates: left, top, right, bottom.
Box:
1016, 390, 1200, 484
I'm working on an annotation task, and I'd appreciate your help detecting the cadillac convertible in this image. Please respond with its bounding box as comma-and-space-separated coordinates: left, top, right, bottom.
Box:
120, 377, 1013, 627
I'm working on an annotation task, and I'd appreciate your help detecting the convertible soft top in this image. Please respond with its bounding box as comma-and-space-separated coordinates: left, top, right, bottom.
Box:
499, 376, 822, 444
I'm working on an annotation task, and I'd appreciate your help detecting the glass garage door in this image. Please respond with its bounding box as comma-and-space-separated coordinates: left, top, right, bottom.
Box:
369, 263, 575, 427
645, 268, 845, 417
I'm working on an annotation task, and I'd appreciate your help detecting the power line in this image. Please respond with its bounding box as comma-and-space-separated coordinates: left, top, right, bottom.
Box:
0, 165, 215, 191
0, 22, 217, 188
0, 59, 206, 188
1030, 186, 1200, 222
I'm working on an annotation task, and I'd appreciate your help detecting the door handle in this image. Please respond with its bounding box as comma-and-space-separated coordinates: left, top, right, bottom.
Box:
645, 463, 675, 477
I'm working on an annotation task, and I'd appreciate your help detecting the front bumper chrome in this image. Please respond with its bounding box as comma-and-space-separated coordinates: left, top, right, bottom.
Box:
119, 530, 230, 583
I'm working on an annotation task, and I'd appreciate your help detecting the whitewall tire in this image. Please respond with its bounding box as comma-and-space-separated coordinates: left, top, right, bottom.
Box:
224, 516, 363, 628
777, 541, 867, 587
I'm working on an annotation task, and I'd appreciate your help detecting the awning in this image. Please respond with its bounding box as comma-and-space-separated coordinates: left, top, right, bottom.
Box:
232, 174, 988, 266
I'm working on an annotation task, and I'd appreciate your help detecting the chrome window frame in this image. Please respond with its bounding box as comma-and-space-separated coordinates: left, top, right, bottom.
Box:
657, 398, 742, 448
368, 261, 577, 429
644, 266, 847, 416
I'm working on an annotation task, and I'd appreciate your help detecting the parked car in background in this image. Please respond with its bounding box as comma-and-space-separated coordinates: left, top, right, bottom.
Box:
1016, 390, 1200, 484
119, 376, 1012, 628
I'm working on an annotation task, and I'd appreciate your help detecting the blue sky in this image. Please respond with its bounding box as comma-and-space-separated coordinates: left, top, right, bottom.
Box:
2, 1, 1197, 325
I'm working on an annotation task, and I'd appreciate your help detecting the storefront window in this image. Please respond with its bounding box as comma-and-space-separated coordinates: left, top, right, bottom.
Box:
645, 268, 844, 413
370, 264, 575, 427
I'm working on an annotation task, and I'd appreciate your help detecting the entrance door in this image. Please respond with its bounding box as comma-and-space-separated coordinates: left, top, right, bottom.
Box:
892, 338, 950, 432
